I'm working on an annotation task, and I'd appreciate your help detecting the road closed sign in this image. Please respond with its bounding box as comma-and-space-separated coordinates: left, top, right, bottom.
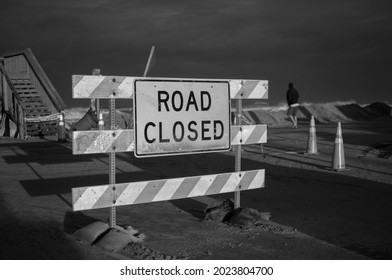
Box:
134, 79, 231, 157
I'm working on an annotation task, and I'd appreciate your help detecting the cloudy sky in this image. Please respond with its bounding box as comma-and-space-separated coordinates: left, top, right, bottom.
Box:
1, 0, 391, 107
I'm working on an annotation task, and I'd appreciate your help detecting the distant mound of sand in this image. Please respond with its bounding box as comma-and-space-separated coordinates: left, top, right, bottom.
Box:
239, 101, 391, 127
65, 101, 391, 129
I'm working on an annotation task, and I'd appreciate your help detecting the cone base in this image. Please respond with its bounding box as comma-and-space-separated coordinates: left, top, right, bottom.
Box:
330, 167, 350, 172
304, 152, 320, 156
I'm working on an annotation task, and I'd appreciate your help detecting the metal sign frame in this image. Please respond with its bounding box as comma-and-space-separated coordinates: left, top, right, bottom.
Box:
133, 79, 231, 158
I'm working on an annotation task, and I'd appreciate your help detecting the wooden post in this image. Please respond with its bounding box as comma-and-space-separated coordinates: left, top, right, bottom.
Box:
0, 60, 3, 107
1, 72, 10, 137
2, 74, 9, 112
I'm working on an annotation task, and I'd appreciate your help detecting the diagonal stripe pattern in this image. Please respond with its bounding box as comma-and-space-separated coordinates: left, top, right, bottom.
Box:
231, 125, 267, 145
73, 129, 134, 154
229, 80, 269, 99
72, 169, 265, 211
72, 75, 268, 99
72, 125, 267, 154
73, 75, 134, 98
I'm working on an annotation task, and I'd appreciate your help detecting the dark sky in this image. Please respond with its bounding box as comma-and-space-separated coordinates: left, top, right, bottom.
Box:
1, 0, 391, 108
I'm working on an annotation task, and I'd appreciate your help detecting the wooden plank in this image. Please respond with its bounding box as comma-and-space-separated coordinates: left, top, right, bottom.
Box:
73, 75, 268, 99
20, 96, 40, 99
16, 89, 37, 93
23, 102, 44, 106
231, 124, 267, 145
72, 125, 267, 154
1, 75, 9, 111
13, 85, 35, 89
72, 169, 265, 211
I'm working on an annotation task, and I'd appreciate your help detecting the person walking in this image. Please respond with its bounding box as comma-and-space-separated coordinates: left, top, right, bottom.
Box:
286, 82, 300, 128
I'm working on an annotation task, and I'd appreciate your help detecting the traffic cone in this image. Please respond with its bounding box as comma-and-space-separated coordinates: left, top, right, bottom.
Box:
58, 112, 66, 142
331, 122, 349, 171
305, 116, 318, 155
98, 112, 104, 130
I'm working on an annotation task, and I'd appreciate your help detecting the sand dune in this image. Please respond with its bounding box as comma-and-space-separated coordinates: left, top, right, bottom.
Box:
64, 101, 391, 129
240, 101, 391, 127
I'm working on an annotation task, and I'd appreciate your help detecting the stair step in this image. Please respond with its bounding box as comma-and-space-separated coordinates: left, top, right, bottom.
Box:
21, 99, 42, 104
24, 102, 45, 107
25, 106, 47, 110
12, 83, 34, 87
19, 94, 40, 98
13, 83, 34, 87
25, 110, 48, 114
20, 94, 40, 98
16, 89, 38, 93
14, 86, 34, 89
11, 80, 31, 84
26, 109, 51, 113
11, 78, 59, 137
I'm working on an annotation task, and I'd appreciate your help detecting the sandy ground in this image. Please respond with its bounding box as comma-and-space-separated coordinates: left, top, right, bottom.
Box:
0, 116, 391, 260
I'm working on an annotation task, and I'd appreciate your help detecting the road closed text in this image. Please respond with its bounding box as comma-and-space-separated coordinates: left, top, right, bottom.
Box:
144, 90, 224, 143
134, 80, 230, 157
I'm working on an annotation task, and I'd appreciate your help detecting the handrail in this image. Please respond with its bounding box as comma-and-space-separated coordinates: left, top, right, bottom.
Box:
0, 62, 25, 108
1, 48, 66, 112
0, 61, 27, 138
23, 49, 66, 111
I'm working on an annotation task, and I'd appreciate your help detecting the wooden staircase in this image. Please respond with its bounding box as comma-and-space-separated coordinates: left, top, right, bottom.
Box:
11, 78, 58, 137
1, 48, 66, 138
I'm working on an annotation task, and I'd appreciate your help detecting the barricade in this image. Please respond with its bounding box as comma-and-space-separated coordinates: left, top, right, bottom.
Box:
71, 74, 269, 227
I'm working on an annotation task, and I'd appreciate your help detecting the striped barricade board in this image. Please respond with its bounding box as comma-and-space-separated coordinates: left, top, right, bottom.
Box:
72, 169, 265, 211
71, 73, 268, 213
72, 129, 134, 154
72, 75, 268, 99
72, 125, 267, 155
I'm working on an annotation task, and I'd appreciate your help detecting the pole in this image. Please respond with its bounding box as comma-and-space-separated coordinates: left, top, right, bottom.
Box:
143, 46, 156, 77
92, 68, 116, 227
234, 98, 242, 209
92, 68, 101, 118
109, 97, 116, 227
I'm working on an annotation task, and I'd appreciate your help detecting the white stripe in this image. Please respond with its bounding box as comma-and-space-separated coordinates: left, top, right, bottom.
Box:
85, 131, 121, 154
126, 142, 135, 152
240, 125, 256, 144
247, 81, 261, 99
73, 76, 105, 98
220, 172, 241, 193
116, 182, 149, 206
152, 178, 184, 201
116, 77, 134, 98
231, 130, 242, 145
248, 170, 265, 189
229, 80, 243, 98
75, 185, 108, 210
188, 174, 217, 197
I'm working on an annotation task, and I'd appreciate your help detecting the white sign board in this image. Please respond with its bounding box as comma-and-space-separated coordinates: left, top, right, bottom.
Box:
134, 79, 231, 157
